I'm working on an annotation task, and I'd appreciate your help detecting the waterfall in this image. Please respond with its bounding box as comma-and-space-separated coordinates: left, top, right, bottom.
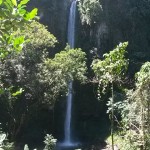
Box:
64, 0, 77, 145
64, 82, 73, 144
67, 0, 77, 48
57, 1, 80, 149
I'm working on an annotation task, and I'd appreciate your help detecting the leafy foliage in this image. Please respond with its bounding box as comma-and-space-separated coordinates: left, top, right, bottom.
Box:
0, 20, 57, 140
0, 1, 37, 141
92, 42, 129, 96
24, 144, 29, 150
0, 124, 14, 150
92, 42, 128, 150
0, 0, 37, 96
136, 62, 150, 89
16, 21, 57, 50
118, 62, 150, 149
14, 21, 57, 65
78, 0, 103, 25
43, 134, 57, 150
38, 45, 87, 105
106, 133, 136, 150
0, 21, 57, 96
0, 0, 37, 58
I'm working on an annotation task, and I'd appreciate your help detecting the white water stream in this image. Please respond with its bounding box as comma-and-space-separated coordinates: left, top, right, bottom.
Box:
64, 0, 77, 145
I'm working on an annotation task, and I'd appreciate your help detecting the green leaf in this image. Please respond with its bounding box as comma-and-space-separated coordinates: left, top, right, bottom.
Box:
12, 88, 24, 96
0, 133, 6, 143
13, 36, 25, 51
18, 0, 29, 8
4, 0, 13, 10
24, 8, 38, 20
0, 88, 4, 94
0, 0, 3, 5
29, 8, 38, 19
11, 0, 17, 6
18, 8, 26, 15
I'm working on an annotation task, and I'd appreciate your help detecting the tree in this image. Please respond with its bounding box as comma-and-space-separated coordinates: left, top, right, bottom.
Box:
0, 0, 37, 93
0, 20, 58, 140
136, 62, 150, 149
0, 0, 40, 140
78, 0, 103, 25
92, 42, 129, 150
38, 45, 87, 105
120, 62, 150, 149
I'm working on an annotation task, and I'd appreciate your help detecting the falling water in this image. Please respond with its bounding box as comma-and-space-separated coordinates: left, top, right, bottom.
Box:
64, 0, 77, 145
64, 82, 73, 144
56, 1, 80, 149
67, 0, 77, 48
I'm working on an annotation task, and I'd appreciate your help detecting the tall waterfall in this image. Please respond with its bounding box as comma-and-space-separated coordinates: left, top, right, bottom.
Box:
64, 0, 77, 145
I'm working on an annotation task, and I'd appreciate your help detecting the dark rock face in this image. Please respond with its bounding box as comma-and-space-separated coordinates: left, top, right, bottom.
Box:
78, 0, 150, 70
27, 0, 71, 50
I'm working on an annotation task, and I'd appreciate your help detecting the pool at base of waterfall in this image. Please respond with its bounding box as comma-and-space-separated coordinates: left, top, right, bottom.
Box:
56, 141, 81, 150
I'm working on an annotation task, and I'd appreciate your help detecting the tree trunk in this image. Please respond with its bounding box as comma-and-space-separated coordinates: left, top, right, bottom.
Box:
140, 90, 145, 150
111, 82, 114, 150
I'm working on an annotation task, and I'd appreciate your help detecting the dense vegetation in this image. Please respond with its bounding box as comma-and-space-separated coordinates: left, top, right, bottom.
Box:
0, 0, 150, 150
